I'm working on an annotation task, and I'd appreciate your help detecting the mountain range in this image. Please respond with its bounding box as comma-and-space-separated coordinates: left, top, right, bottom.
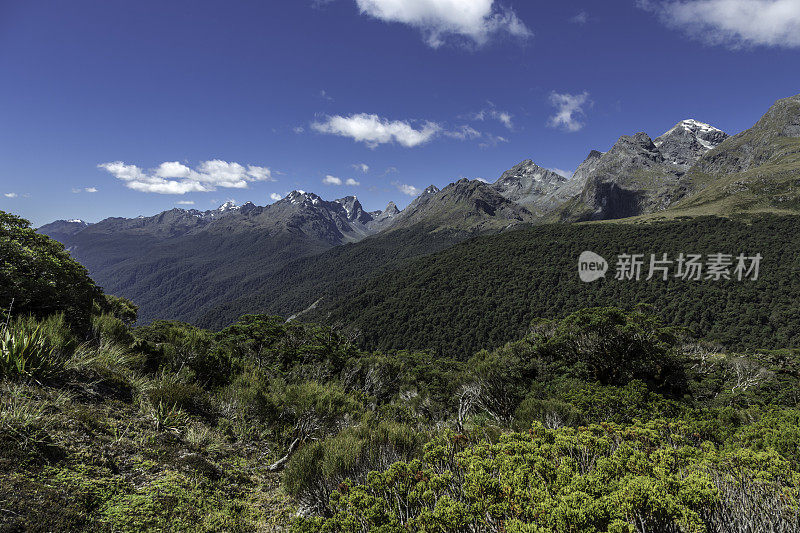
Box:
38, 93, 800, 326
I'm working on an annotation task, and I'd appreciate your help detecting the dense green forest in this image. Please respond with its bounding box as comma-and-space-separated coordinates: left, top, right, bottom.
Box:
2, 210, 800, 531
316, 215, 800, 358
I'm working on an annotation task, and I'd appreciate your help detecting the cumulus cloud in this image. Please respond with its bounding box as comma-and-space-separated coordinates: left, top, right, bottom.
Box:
547, 91, 591, 132
323, 175, 343, 185
395, 183, 421, 196
355, 0, 532, 48
270, 193, 283, 201
353, 163, 370, 173
4, 193, 18, 198
85, 187, 98, 193
312, 113, 441, 148
98, 160, 275, 194
71, 187, 98, 193
345, 178, 360, 186
176, 200, 195, 205
639, 0, 800, 48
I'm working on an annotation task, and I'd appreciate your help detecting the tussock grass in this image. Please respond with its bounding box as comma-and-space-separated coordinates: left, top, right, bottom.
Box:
0, 383, 52, 447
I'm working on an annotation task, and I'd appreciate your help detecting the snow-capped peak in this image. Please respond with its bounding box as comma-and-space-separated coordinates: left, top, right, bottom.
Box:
217, 200, 238, 211
677, 119, 722, 135
655, 119, 728, 152
286, 190, 322, 206
67, 219, 85, 224
657, 119, 724, 141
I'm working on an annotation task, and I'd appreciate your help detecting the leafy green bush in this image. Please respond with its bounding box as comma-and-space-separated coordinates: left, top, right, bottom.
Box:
143, 370, 211, 419
284, 420, 428, 514
134, 320, 231, 386
92, 312, 135, 346
295, 420, 800, 532
1, 211, 103, 331
515, 380, 685, 429
98, 294, 139, 325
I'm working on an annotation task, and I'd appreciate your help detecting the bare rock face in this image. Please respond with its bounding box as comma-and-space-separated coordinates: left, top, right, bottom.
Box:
492, 160, 566, 209
390, 178, 536, 232
367, 201, 401, 231
334, 195, 373, 225
552, 120, 728, 221
654, 119, 729, 168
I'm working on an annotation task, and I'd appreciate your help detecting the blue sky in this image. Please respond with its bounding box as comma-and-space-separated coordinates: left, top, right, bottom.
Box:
1, 0, 799, 226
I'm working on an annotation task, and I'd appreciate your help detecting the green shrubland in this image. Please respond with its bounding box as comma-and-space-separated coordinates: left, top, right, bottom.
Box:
2, 210, 800, 531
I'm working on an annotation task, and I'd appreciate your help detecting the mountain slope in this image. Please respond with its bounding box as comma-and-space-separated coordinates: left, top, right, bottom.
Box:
554, 120, 729, 221
389, 178, 537, 232
313, 215, 800, 358
667, 94, 800, 216
39, 195, 392, 323
491, 160, 567, 211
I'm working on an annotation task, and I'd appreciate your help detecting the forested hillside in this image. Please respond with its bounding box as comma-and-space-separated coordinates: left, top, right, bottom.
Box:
316, 215, 800, 358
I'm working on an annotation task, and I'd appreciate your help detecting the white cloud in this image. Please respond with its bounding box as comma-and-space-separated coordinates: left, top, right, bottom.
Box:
270, 193, 283, 201
293, 126, 305, 134
639, 0, 800, 48
547, 91, 591, 132
320, 89, 334, 101
478, 133, 509, 149
345, 178, 360, 186
72, 186, 99, 193
550, 168, 573, 179
470, 107, 513, 129
323, 175, 343, 185
475, 177, 489, 183
570, 11, 588, 24
355, 0, 532, 48
98, 160, 275, 194
396, 183, 421, 196
312, 113, 441, 148
176, 200, 195, 205
353, 163, 370, 173
444, 125, 482, 140
4, 193, 18, 198
85, 187, 98, 193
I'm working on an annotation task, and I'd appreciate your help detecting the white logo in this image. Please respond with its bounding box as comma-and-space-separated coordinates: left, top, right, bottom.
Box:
578, 251, 608, 282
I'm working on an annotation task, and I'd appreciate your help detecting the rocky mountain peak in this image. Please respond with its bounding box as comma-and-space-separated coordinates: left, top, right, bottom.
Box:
654, 119, 728, 167
283, 190, 323, 207
334, 195, 373, 224
371, 201, 400, 222
383, 201, 399, 216
492, 159, 567, 208
217, 200, 239, 212
423, 185, 440, 195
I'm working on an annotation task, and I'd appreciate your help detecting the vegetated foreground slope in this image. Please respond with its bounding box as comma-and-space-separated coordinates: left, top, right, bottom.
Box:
4, 210, 800, 531
317, 215, 800, 358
